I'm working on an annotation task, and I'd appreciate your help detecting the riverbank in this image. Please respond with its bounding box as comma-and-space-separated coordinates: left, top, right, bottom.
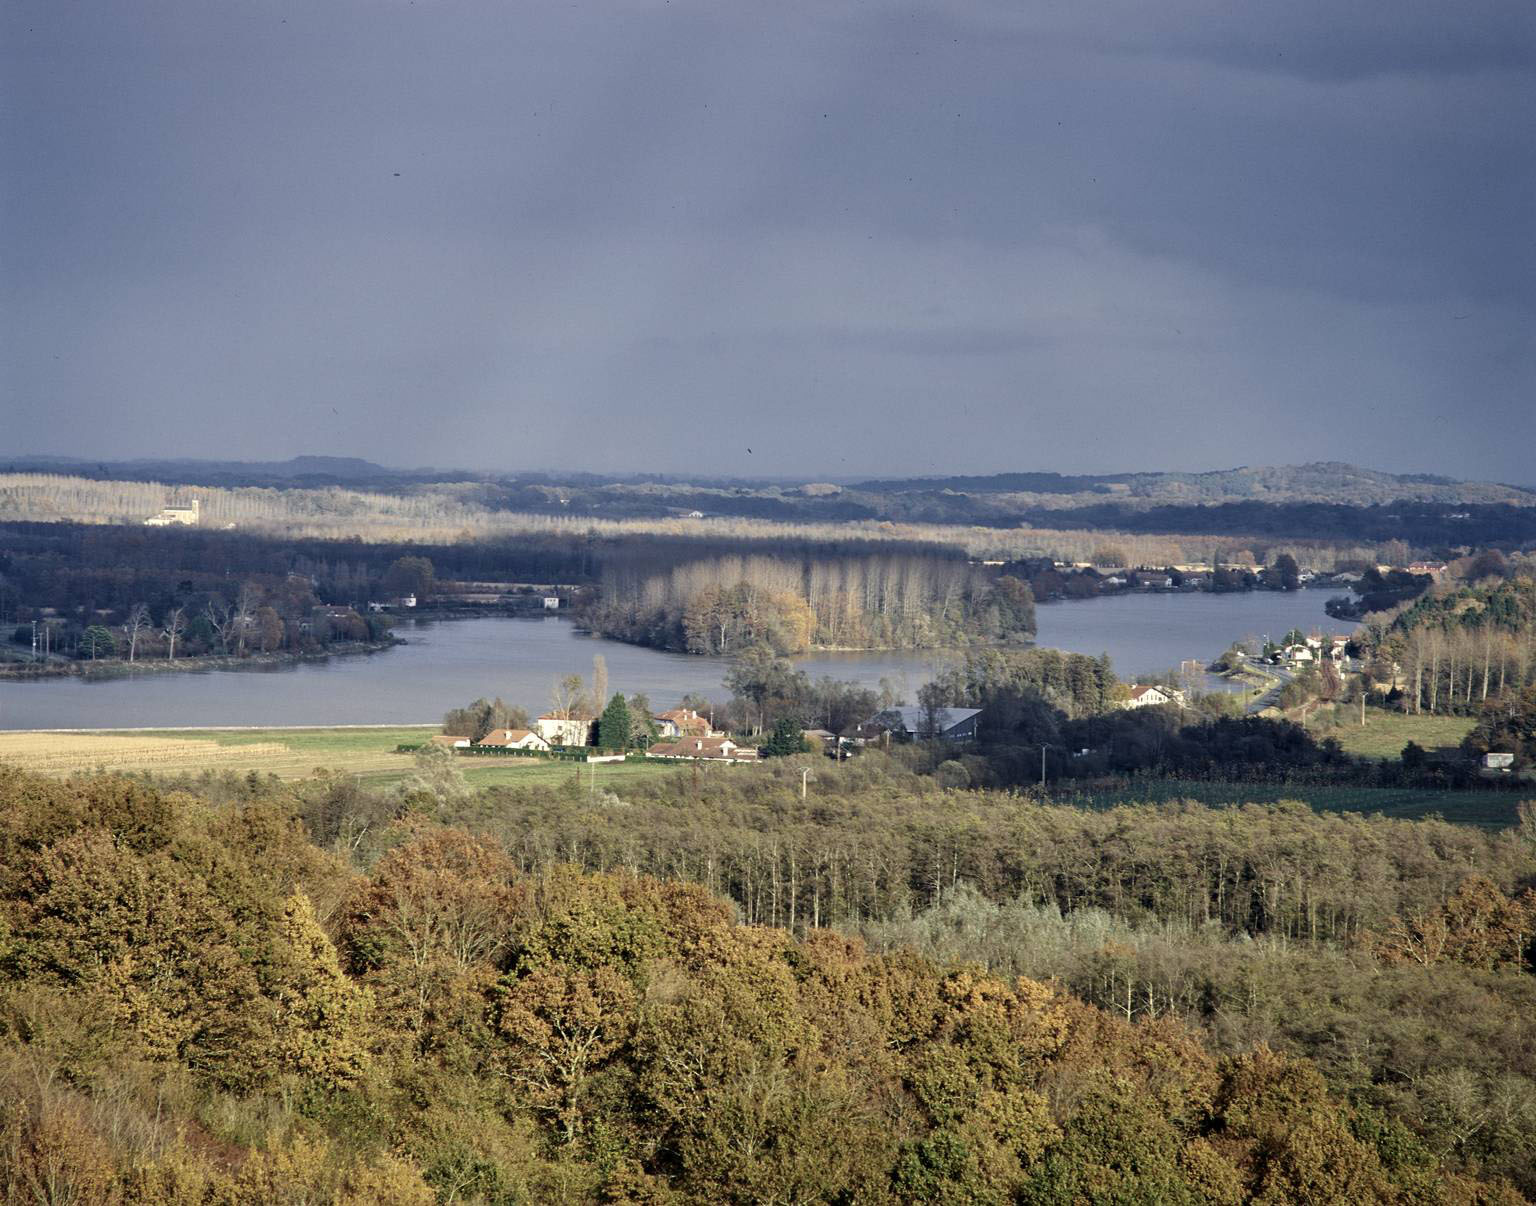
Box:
0, 638, 401, 681
1, 595, 1356, 731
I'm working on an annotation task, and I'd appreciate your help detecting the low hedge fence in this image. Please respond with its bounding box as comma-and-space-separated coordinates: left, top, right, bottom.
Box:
396, 742, 640, 762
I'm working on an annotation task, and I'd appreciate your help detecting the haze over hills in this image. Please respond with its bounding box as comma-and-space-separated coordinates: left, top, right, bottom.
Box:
7, 457, 1536, 550
6, 456, 1534, 505
850, 462, 1536, 506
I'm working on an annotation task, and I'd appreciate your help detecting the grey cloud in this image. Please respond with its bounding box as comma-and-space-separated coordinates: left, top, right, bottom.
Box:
1, 0, 1531, 481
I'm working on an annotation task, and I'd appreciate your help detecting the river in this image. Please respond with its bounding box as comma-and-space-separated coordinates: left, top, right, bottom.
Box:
0, 590, 1353, 730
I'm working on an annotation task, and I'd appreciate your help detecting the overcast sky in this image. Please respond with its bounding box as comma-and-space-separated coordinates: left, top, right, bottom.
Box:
3, 1, 1533, 482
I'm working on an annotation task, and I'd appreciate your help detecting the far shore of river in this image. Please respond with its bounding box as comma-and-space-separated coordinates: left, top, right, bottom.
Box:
0, 638, 401, 681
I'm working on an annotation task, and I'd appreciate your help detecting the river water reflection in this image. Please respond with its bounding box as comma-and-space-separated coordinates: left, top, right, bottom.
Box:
0, 590, 1353, 730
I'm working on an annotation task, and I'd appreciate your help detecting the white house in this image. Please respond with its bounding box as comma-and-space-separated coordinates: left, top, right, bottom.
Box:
479, 728, 551, 751
1123, 684, 1178, 709
145, 499, 200, 527
536, 713, 593, 747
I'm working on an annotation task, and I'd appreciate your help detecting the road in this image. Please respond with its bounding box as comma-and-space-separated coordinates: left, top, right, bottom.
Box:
1242, 658, 1294, 714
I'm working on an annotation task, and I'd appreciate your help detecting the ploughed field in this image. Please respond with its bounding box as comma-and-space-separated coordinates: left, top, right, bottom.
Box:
0, 727, 433, 781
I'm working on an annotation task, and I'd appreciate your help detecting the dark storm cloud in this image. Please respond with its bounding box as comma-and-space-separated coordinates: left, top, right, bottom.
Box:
2, 0, 1531, 481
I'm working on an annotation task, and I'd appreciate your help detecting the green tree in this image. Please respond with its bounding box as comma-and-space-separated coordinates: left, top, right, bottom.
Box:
1272, 553, 1301, 591
79, 624, 116, 660
383, 555, 434, 601
762, 716, 810, 757
986, 576, 1037, 640
597, 693, 632, 750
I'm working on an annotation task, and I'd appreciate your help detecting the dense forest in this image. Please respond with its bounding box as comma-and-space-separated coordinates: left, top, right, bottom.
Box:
3, 764, 1532, 1202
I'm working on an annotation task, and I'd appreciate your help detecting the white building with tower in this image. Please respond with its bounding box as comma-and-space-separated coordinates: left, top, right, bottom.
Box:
145, 498, 200, 526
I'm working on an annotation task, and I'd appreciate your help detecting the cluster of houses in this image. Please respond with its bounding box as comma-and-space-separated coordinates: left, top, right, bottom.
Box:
429, 703, 993, 762
1268, 634, 1351, 666
430, 706, 765, 763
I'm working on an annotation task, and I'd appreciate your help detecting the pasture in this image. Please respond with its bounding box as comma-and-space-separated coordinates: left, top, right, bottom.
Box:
1307, 709, 1476, 760
0, 726, 435, 782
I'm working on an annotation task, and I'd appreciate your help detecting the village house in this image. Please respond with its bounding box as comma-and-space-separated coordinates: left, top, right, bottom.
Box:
535, 712, 593, 747
654, 707, 717, 738
854, 706, 982, 742
478, 728, 552, 751
647, 736, 759, 761
429, 735, 471, 749
1123, 684, 1184, 709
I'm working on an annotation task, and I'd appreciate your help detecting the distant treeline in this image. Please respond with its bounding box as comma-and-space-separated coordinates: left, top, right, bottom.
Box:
1024, 500, 1536, 548
0, 521, 592, 619
0, 522, 1041, 657
581, 539, 1035, 653
4, 473, 1444, 577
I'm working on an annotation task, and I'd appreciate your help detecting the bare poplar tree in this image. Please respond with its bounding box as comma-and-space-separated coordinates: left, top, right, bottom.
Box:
232, 582, 260, 656
162, 606, 186, 660
204, 597, 235, 655
592, 654, 608, 715
124, 603, 151, 662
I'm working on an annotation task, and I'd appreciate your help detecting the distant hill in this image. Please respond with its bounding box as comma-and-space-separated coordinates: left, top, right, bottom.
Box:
851, 470, 1137, 495
0, 455, 440, 488
851, 462, 1536, 507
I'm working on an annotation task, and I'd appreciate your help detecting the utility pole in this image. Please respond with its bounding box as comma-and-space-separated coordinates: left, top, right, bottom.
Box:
800, 766, 812, 800
1040, 744, 1049, 790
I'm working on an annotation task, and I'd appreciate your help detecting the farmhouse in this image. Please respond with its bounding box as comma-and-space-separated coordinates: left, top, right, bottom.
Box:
647, 736, 759, 762
479, 728, 551, 751
428, 735, 471, 749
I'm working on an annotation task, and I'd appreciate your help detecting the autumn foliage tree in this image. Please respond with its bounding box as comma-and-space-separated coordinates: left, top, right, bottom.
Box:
0, 767, 1528, 1201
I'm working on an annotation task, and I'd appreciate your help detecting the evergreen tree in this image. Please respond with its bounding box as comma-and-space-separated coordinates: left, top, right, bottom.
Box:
79, 624, 116, 660
598, 693, 632, 750
762, 715, 810, 757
